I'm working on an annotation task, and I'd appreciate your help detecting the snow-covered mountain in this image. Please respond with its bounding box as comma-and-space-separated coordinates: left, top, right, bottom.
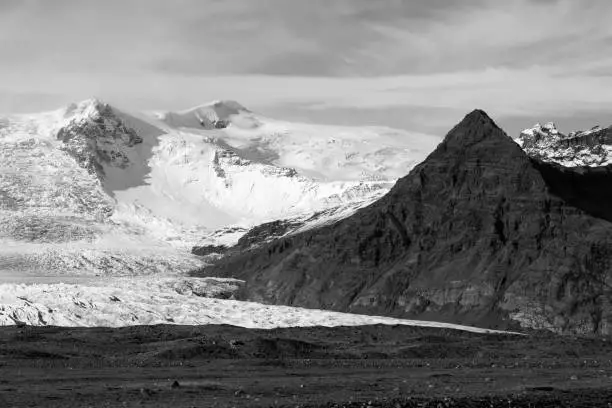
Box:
517, 121, 612, 167
0, 99, 488, 331
0, 98, 439, 277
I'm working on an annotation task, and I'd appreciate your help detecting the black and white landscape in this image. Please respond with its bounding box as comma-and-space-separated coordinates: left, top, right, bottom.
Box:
3, 1, 612, 407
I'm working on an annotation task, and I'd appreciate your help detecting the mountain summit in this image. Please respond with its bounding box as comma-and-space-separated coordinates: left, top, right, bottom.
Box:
201, 110, 612, 334
160, 99, 253, 130
55, 99, 144, 181
442, 109, 503, 145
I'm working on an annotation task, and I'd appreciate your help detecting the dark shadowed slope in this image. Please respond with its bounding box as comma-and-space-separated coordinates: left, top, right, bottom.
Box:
196, 110, 612, 334
533, 161, 612, 223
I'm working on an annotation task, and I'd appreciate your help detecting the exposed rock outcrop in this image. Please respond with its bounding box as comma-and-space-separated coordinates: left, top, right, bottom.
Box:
191, 244, 230, 257
518, 122, 612, 166
56, 99, 143, 180
197, 110, 612, 335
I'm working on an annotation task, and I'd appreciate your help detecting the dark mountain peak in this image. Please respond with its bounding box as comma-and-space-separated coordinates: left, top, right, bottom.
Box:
412, 110, 528, 176
464, 108, 495, 123
452, 109, 500, 133
439, 109, 514, 151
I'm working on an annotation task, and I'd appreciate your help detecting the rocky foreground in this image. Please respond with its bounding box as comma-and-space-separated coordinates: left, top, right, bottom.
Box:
1, 324, 611, 407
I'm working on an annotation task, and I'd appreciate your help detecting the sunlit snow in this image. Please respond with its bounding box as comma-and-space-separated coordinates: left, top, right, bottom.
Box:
0, 98, 439, 274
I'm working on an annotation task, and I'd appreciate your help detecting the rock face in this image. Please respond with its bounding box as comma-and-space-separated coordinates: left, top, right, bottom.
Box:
518, 122, 612, 166
56, 99, 143, 180
199, 110, 612, 335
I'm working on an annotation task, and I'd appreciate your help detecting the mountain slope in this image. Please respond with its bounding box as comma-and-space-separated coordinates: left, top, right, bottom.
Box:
199, 110, 612, 335
0, 98, 438, 276
116, 100, 440, 246
0, 100, 202, 276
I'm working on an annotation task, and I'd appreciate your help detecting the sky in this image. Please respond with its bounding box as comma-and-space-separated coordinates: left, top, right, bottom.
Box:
1, 0, 612, 136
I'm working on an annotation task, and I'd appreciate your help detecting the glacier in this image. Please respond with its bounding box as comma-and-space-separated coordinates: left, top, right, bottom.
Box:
0, 98, 445, 329
0, 275, 518, 334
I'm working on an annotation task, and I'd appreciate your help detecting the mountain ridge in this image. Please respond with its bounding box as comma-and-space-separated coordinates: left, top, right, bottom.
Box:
518, 121, 612, 167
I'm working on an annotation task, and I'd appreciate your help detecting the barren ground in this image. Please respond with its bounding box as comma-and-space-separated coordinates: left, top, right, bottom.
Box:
1, 324, 612, 407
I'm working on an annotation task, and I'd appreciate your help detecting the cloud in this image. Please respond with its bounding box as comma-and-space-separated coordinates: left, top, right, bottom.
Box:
355, 0, 612, 75
1, 0, 612, 137
0, 90, 64, 114
3, 0, 610, 79
0, 0, 488, 78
